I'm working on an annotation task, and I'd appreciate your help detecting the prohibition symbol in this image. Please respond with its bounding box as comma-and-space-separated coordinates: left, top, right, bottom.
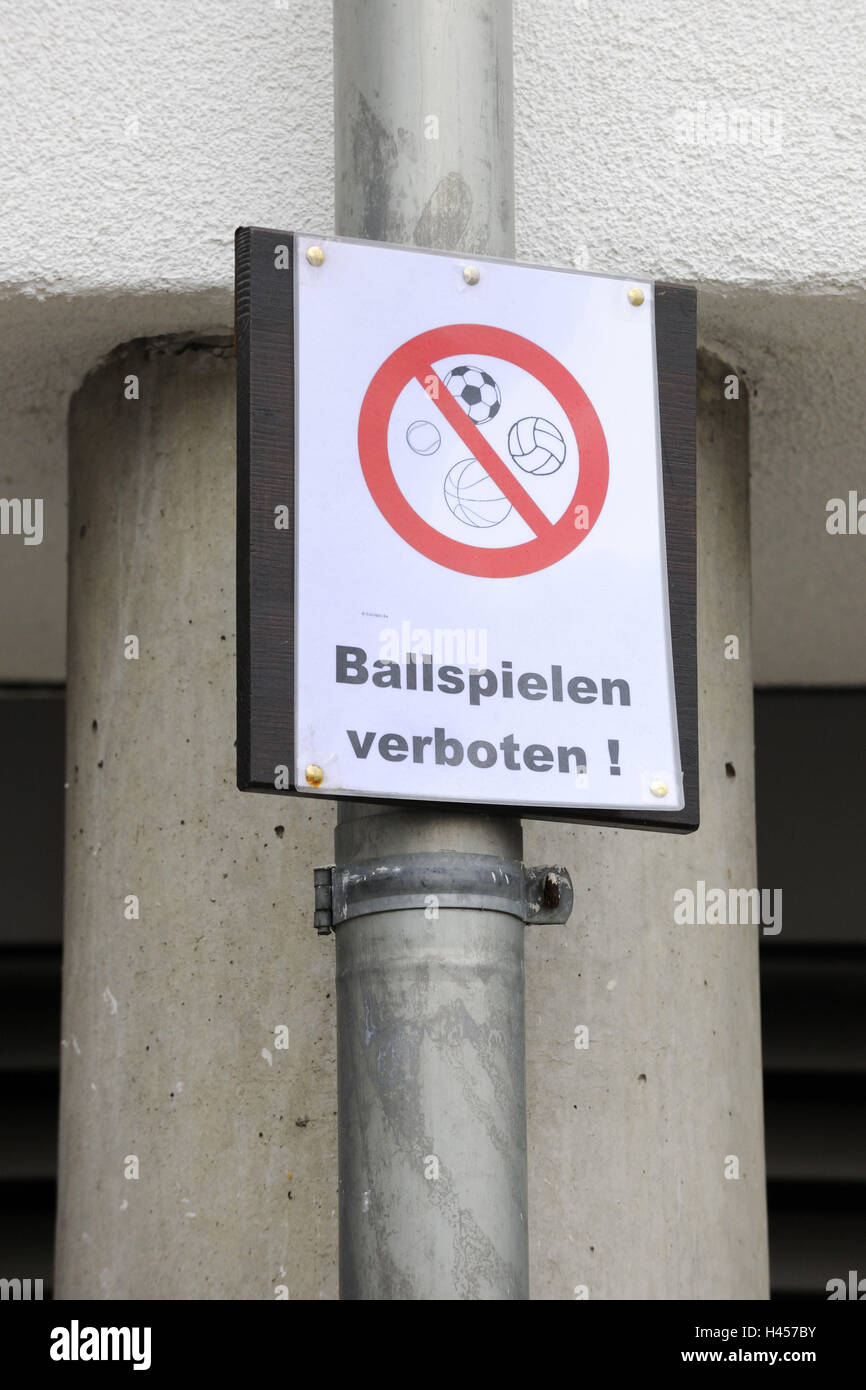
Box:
358, 324, 609, 579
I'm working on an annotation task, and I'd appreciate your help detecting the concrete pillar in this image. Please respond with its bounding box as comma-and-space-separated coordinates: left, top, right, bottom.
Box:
55, 338, 339, 1299
55, 338, 767, 1301
55, 253, 764, 1309
522, 351, 768, 1298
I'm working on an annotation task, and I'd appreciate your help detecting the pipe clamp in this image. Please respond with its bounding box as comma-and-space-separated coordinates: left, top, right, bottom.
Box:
313, 853, 573, 935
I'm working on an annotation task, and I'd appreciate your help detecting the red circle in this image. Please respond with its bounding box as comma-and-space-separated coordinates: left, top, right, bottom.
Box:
357, 324, 609, 578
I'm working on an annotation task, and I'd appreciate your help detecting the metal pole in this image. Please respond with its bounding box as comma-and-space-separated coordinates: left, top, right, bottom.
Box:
331, 0, 525, 1299
334, 0, 514, 258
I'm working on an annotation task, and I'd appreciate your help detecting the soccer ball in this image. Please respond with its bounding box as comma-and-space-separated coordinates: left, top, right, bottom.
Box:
444, 365, 501, 424
444, 458, 511, 528
507, 416, 566, 475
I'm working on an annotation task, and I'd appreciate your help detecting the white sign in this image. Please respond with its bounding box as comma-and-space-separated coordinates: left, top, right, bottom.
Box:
293, 235, 683, 813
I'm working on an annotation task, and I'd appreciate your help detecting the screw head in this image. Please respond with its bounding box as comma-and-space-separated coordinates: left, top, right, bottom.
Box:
542, 872, 561, 909
305, 764, 324, 786
306, 245, 325, 267
463, 265, 480, 285
650, 779, 668, 797
627, 287, 645, 307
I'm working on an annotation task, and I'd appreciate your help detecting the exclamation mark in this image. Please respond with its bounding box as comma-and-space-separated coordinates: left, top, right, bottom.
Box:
608, 740, 621, 776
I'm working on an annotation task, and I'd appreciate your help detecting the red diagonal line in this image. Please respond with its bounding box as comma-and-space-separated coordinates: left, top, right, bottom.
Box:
417, 365, 553, 537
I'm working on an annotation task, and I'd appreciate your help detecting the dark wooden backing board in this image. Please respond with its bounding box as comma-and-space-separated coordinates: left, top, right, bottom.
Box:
235, 227, 295, 794
236, 228, 698, 832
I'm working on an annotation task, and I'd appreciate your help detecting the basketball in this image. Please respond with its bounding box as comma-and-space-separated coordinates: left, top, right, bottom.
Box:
444, 458, 511, 528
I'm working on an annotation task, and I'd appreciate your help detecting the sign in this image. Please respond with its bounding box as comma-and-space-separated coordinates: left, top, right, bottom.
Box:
236, 229, 697, 830
357, 324, 609, 578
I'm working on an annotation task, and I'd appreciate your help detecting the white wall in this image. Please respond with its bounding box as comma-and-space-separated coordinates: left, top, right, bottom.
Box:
1, 0, 864, 681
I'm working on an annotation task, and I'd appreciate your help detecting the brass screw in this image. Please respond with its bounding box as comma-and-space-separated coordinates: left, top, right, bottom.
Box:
305, 764, 324, 786
306, 245, 325, 267
650, 779, 668, 798
463, 265, 480, 285
627, 287, 645, 307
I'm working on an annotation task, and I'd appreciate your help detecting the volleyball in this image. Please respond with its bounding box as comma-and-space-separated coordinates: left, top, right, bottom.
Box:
507, 416, 566, 475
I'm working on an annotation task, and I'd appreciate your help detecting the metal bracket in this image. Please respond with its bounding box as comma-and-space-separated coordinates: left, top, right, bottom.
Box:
313, 853, 573, 935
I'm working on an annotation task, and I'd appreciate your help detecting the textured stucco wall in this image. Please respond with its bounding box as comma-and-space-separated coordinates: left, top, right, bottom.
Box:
514, 0, 866, 684
16, 0, 855, 1306
0, 0, 863, 667
1, 0, 333, 679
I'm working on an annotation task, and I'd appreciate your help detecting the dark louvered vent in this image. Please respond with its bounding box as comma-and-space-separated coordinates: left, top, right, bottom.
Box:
0, 689, 64, 1297
756, 690, 866, 1299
